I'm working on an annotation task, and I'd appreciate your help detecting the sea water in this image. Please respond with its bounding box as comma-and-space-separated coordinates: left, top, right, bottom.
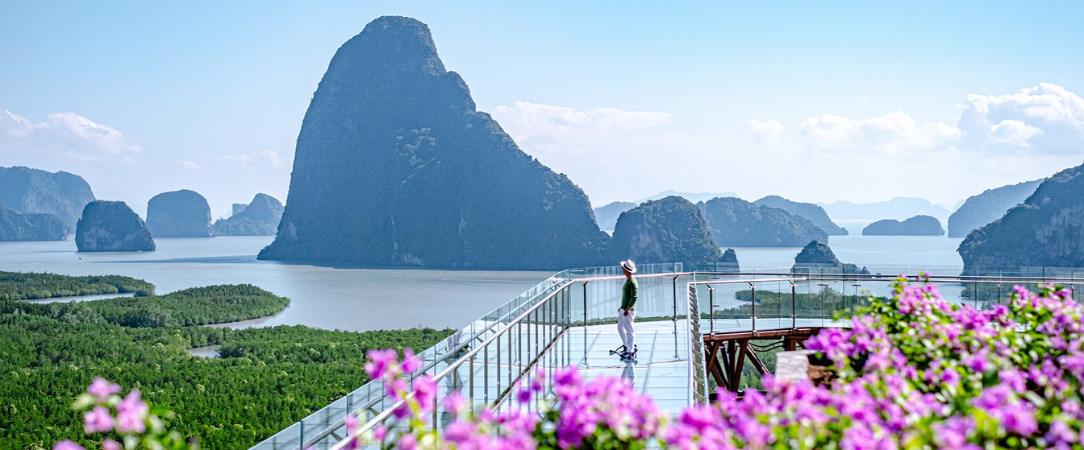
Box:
0, 235, 964, 332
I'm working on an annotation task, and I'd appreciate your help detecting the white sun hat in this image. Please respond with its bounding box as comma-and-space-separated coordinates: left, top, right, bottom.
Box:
620, 259, 637, 274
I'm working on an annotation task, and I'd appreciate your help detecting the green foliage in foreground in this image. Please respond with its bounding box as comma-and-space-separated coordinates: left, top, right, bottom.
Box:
0, 271, 155, 300
3, 284, 290, 327
0, 295, 453, 448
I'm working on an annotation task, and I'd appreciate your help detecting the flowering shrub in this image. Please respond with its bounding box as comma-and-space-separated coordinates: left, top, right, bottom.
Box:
349, 278, 1084, 449
53, 377, 193, 450
349, 348, 665, 449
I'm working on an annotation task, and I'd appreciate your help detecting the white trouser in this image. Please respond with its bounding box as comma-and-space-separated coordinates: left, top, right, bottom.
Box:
617, 308, 636, 351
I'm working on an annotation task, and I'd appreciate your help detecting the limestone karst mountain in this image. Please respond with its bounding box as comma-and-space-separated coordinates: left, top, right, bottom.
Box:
76, 201, 155, 252
258, 16, 609, 269
593, 201, 637, 233
792, 241, 869, 275
214, 193, 284, 236
947, 179, 1042, 238
862, 215, 944, 236
959, 163, 1084, 274
0, 166, 95, 232
0, 200, 67, 241
698, 197, 828, 247
754, 195, 848, 235
146, 190, 213, 238
605, 196, 722, 268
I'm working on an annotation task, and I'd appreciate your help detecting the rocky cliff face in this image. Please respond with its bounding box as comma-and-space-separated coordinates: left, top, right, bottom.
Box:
76, 201, 155, 252
593, 201, 637, 233
947, 179, 1042, 238
754, 195, 847, 235
0, 200, 67, 241
605, 196, 722, 268
698, 197, 828, 247
792, 241, 868, 274
146, 190, 213, 238
214, 193, 284, 236
258, 16, 609, 269
959, 163, 1084, 274
862, 215, 944, 236
0, 166, 95, 231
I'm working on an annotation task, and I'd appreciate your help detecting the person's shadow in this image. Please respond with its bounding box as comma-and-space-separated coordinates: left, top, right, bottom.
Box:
621, 360, 635, 387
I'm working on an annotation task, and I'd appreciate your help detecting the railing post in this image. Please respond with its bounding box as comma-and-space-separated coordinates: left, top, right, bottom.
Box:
673, 275, 679, 321
483, 345, 489, 404
708, 286, 714, 334
749, 282, 756, 332
791, 282, 796, 329
298, 422, 303, 450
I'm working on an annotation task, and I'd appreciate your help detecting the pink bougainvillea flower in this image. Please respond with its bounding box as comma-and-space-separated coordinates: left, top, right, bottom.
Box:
86, 377, 121, 402
83, 405, 113, 434
115, 389, 148, 433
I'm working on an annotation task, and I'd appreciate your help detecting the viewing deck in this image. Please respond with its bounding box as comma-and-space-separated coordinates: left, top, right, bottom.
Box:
252, 265, 1084, 449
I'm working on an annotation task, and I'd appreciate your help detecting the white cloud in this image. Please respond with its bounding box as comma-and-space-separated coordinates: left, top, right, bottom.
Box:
799, 111, 960, 153
180, 160, 202, 170
216, 154, 253, 166
988, 119, 1044, 146
491, 101, 670, 150
958, 83, 1084, 152
745, 119, 783, 144
0, 109, 142, 159
262, 150, 286, 168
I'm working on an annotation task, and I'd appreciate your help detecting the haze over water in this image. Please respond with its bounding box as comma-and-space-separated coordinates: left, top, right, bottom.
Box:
0, 235, 963, 332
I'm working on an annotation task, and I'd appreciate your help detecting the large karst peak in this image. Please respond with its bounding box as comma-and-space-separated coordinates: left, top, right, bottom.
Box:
259, 17, 609, 269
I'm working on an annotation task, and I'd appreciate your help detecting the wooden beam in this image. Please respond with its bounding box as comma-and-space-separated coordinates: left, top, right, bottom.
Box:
745, 346, 770, 376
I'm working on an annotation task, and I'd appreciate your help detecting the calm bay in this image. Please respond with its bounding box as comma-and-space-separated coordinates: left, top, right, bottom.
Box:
0, 234, 965, 332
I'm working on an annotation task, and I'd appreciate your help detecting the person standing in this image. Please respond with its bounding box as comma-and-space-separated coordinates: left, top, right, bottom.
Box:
618, 259, 638, 360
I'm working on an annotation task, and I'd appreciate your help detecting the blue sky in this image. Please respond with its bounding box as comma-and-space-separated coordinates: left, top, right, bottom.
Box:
2, 1, 1083, 218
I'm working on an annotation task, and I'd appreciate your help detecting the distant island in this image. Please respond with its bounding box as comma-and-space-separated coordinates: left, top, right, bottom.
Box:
593, 201, 637, 233
76, 200, 155, 252
754, 195, 848, 235
947, 179, 1042, 238
214, 193, 283, 236
0, 200, 67, 241
146, 189, 213, 238
698, 197, 828, 247
862, 215, 944, 236
605, 196, 722, 269
792, 241, 869, 275
0, 166, 95, 233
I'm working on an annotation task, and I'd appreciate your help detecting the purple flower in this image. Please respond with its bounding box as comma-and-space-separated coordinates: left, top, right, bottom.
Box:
400, 348, 420, 374
412, 375, 437, 412
83, 406, 113, 434
344, 414, 360, 450
365, 349, 399, 379
52, 441, 84, 450
517, 386, 532, 403
443, 391, 467, 416
933, 416, 973, 447
87, 377, 120, 402
1002, 406, 1038, 436
115, 389, 148, 433
102, 439, 121, 450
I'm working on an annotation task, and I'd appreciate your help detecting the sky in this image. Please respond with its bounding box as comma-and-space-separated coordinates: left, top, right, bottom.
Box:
2, 1, 1083, 218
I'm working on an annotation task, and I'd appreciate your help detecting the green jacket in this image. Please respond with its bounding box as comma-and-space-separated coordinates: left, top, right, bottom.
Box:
620, 278, 638, 310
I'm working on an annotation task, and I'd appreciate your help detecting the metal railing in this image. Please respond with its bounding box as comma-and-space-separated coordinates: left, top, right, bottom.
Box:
257, 266, 1084, 449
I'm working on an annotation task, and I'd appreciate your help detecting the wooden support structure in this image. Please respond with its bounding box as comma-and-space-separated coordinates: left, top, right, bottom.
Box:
703, 328, 824, 392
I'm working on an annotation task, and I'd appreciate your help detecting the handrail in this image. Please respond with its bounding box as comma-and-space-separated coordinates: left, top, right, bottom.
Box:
295, 269, 1083, 449
328, 280, 574, 450
295, 280, 567, 448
